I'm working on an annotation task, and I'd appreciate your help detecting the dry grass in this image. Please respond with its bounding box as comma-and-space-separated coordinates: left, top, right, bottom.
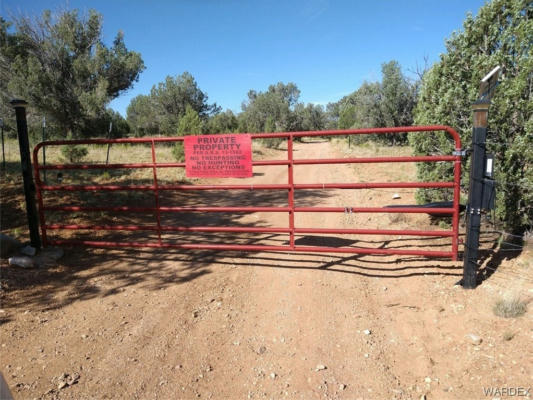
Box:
2, 137, 288, 185
1, 139, 187, 185
493, 297, 528, 318
333, 138, 415, 183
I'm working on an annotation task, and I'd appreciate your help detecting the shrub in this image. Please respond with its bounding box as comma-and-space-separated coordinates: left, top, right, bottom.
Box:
262, 137, 284, 149
493, 297, 527, 318
60, 144, 88, 163
171, 143, 185, 162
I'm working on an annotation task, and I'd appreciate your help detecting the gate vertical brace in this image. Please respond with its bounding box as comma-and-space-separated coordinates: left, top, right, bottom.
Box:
150, 140, 162, 245
105, 122, 112, 165
462, 67, 499, 289
1, 118, 5, 170
11, 99, 42, 249
42, 117, 47, 184
288, 134, 295, 249
452, 154, 461, 260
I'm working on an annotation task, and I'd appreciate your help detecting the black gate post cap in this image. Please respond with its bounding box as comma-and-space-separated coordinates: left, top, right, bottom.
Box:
10, 99, 28, 108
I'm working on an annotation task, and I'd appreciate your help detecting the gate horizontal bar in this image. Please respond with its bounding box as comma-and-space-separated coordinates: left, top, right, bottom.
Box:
40, 183, 292, 191
42, 184, 155, 191
44, 205, 453, 214
293, 155, 456, 165
40, 181, 452, 191
45, 223, 453, 237
33, 125, 461, 148
38, 159, 290, 170
47, 239, 454, 258
295, 182, 453, 189
295, 228, 454, 236
45, 224, 292, 233
38, 162, 182, 170
44, 206, 292, 213
295, 207, 454, 214
38, 155, 456, 171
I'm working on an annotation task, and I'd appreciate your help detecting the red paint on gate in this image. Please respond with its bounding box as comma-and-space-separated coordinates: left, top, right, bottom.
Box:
32, 126, 463, 260
184, 134, 252, 178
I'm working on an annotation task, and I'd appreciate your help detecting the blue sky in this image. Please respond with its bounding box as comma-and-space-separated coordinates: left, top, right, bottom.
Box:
2, 0, 488, 117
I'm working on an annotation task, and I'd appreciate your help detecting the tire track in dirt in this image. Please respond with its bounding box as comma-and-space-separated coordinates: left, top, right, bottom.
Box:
80, 140, 417, 399
205, 140, 407, 399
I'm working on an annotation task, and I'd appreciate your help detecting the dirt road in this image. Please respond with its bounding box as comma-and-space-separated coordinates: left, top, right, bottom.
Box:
1, 140, 531, 399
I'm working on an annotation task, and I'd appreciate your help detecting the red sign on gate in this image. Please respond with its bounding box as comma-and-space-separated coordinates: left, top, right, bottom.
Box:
184, 134, 253, 178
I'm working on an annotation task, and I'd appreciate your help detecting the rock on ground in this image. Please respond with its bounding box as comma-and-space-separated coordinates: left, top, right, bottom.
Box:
0, 233, 22, 259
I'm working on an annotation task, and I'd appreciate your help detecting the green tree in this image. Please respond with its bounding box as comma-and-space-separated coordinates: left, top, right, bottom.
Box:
338, 104, 357, 129
410, 0, 532, 231
171, 105, 203, 162
264, 115, 276, 133
206, 110, 239, 133
177, 105, 203, 135
236, 112, 249, 133
334, 81, 382, 144
325, 101, 341, 129
294, 103, 326, 131
337, 82, 383, 145
328, 62, 415, 144
0, 17, 16, 134
380, 61, 416, 127
82, 109, 130, 138
126, 94, 159, 136
1, 18, 55, 138
380, 61, 417, 144
353, 81, 384, 129
241, 82, 301, 133
127, 72, 219, 136
240, 82, 300, 147
2, 10, 144, 138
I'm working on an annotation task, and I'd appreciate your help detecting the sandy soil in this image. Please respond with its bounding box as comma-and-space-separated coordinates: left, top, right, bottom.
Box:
1, 139, 532, 400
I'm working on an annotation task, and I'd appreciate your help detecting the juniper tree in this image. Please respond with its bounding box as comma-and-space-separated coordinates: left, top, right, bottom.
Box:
127, 72, 219, 136
410, 0, 532, 231
2, 9, 144, 138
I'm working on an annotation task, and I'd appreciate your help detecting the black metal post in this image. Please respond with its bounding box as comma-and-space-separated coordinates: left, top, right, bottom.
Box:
11, 99, 42, 249
0, 118, 5, 170
42, 116, 47, 184
462, 111, 488, 288
462, 67, 500, 289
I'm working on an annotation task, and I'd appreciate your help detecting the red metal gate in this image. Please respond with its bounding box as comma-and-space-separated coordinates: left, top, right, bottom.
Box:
32, 126, 462, 260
